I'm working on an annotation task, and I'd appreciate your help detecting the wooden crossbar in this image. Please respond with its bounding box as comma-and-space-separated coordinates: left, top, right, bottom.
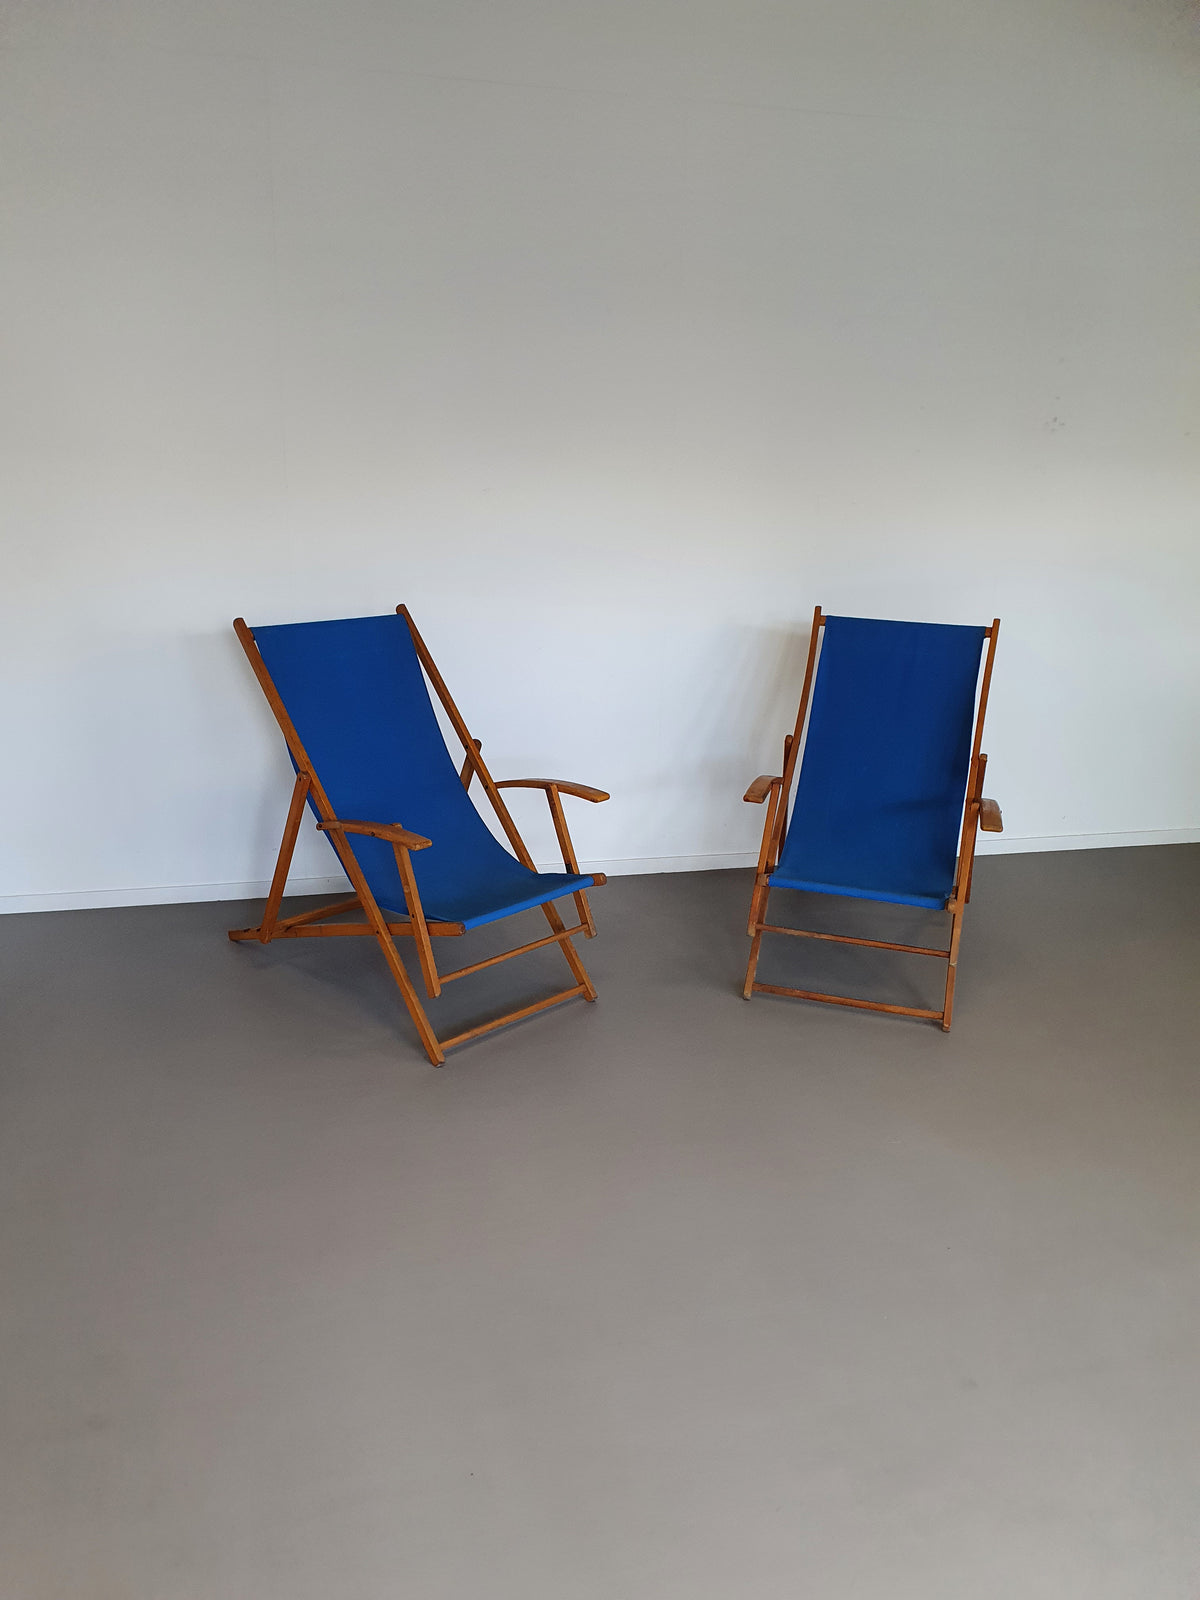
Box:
757, 923, 950, 959
751, 981, 943, 1022
276, 897, 361, 930
228, 918, 464, 941
439, 984, 588, 1050
438, 923, 589, 984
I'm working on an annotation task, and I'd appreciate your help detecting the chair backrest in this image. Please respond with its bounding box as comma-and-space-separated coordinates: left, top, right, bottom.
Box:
250, 613, 518, 891
777, 615, 987, 906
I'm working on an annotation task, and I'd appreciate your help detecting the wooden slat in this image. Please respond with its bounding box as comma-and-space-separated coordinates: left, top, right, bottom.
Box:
545, 783, 596, 937
257, 772, 311, 942
229, 917, 463, 941
276, 896, 360, 930
440, 985, 587, 1049
757, 923, 950, 958
752, 982, 943, 1021
392, 838, 440, 997
439, 923, 588, 983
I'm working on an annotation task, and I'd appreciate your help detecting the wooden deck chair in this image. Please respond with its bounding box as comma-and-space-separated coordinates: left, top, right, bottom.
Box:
229, 608, 608, 1064
743, 608, 1002, 1030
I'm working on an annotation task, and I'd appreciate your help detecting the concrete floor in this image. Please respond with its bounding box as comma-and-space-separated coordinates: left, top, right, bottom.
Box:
2, 847, 1199, 1599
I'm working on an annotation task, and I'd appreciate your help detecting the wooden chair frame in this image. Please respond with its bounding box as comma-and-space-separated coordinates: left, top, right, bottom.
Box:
229, 605, 607, 1065
743, 607, 1002, 1031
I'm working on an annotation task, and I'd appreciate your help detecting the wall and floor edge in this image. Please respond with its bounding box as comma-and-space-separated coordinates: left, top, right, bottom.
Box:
4, 829, 1197, 916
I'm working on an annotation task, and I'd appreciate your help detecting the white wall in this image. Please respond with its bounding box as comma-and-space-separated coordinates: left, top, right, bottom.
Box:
2, 0, 1198, 911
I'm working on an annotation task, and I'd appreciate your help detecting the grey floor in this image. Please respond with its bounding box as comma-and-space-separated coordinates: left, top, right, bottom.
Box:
2, 847, 1199, 1600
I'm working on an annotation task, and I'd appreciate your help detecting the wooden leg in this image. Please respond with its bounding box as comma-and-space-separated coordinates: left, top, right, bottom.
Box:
392, 842, 441, 998
942, 905, 964, 1032
233, 772, 310, 944
544, 784, 597, 938
747, 784, 781, 936
370, 924, 446, 1064
541, 900, 597, 1001
743, 878, 770, 1001
320, 828, 446, 1065
747, 876, 772, 940
744, 873, 772, 997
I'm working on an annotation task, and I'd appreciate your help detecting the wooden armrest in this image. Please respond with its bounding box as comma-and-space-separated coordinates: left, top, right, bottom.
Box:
744, 774, 783, 804
318, 819, 432, 850
978, 798, 1003, 833
495, 779, 610, 803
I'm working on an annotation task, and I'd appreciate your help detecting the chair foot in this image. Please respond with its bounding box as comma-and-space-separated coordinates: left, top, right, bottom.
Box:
743, 930, 764, 998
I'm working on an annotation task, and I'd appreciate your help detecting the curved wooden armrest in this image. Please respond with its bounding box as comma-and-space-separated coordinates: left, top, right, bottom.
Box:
495, 779, 610, 803
978, 798, 1003, 833
318, 819, 432, 850
744, 774, 783, 804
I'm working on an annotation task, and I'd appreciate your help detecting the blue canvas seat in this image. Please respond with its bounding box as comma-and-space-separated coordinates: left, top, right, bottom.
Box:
744, 608, 1002, 1030
230, 609, 609, 1064
252, 615, 595, 931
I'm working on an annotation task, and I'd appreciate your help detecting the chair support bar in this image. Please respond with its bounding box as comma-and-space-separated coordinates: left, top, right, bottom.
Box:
278, 896, 361, 931
757, 923, 950, 959
439, 922, 590, 983
439, 984, 588, 1050
229, 916, 466, 941
751, 981, 944, 1022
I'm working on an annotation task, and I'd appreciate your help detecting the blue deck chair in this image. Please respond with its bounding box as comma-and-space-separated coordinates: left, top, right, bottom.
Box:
229, 608, 608, 1064
743, 608, 1003, 1030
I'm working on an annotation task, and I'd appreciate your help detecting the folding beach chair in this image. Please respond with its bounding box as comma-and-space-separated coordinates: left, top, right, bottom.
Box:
229, 608, 608, 1064
743, 608, 1002, 1030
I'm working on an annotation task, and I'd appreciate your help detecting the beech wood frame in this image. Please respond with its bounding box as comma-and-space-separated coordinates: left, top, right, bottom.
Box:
229, 606, 607, 1064
742, 607, 1002, 1031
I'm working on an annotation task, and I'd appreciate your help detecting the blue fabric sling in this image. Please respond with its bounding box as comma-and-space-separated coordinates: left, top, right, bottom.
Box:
251, 614, 594, 931
770, 616, 986, 910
